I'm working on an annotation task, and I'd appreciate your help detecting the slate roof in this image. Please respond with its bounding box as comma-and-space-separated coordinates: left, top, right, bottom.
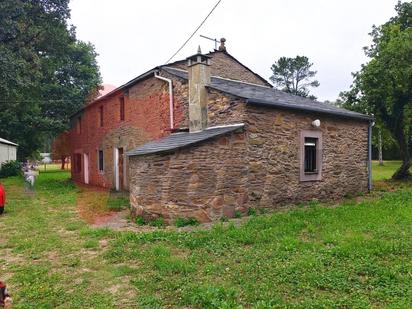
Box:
162, 67, 373, 121
127, 124, 244, 157
0, 137, 18, 146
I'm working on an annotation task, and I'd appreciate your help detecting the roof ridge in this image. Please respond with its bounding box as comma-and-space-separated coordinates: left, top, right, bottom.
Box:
162, 66, 272, 89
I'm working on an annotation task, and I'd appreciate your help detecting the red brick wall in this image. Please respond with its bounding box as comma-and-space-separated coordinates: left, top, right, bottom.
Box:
69, 75, 187, 189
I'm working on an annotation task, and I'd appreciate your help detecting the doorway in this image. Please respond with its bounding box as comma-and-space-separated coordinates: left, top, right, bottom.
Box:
114, 147, 124, 191
83, 153, 89, 184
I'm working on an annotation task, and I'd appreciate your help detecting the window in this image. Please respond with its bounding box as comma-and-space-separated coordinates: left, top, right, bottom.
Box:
99, 106, 104, 127
77, 117, 82, 134
300, 130, 322, 181
98, 150, 104, 172
119, 97, 125, 121
74, 153, 82, 173
304, 138, 317, 173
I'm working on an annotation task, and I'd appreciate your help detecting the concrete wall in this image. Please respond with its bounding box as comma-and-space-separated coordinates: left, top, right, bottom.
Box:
0, 144, 17, 165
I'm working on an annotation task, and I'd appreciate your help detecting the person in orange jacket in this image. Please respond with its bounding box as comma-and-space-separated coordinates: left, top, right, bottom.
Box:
0, 183, 5, 215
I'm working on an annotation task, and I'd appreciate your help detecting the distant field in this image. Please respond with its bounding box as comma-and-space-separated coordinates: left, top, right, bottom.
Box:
0, 162, 410, 308
372, 160, 407, 181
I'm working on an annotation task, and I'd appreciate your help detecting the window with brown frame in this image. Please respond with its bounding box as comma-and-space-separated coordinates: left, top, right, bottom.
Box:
74, 153, 82, 173
98, 150, 104, 172
99, 106, 104, 127
119, 97, 125, 121
77, 116, 82, 134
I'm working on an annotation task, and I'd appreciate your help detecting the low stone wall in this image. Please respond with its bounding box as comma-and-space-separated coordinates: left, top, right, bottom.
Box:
129, 131, 248, 222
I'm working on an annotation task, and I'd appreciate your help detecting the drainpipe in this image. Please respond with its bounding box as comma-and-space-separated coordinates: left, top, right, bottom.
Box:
154, 72, 174, 130
368, 120, 374, 191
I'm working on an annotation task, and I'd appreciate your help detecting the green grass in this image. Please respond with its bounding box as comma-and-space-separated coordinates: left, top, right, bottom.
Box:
0, 162, 411, 308
372, 160, 410, 181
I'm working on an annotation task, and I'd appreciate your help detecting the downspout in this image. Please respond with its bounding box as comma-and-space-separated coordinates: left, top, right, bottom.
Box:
368, 120, 374, 191
154, 72, 174, 130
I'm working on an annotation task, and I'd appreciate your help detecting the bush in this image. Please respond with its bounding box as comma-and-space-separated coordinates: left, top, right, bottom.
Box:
135, 216, 145, 225
0, 160, 21, 178
247, 207, 257, 216
175, 217, 200, 227
150, 217, 165, 228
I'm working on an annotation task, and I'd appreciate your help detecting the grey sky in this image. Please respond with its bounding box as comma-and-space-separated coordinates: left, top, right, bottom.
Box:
69, 0, 399, 101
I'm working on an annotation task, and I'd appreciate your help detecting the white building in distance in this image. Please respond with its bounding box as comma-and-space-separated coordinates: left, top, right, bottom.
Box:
0, 137, 18, 165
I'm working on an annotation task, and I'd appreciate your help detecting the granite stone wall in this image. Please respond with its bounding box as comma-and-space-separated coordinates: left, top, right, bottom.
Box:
128, 130, 248, 222
129, 100, 369, 222
244, 105, 369, 208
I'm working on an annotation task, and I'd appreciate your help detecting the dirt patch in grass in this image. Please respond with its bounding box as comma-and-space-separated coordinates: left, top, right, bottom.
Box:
76, 186, 114, 224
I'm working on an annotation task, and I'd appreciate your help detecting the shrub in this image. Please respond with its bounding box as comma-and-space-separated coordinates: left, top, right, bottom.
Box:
175, 217, 200, 228
247, 207, 257, 216
135, 216, 145, 225
234, 210, 242, 218
0, 160, 21, 178
150, 217, 165, 228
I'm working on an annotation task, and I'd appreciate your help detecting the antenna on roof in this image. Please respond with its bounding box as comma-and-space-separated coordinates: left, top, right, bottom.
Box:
200, 35, 219, 50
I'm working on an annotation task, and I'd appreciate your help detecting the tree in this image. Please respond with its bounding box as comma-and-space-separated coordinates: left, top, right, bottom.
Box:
52, 131, 71, 170
0, 0, 101, 159
270, 56, 320, 99
341, 1, 412, 180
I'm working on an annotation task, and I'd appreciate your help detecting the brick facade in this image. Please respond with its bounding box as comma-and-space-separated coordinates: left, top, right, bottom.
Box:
69, 76, 182, 189
69, 52, 267, 189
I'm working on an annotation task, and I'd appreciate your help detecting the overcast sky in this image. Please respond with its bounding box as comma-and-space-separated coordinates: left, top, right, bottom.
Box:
69, 0, 399, 101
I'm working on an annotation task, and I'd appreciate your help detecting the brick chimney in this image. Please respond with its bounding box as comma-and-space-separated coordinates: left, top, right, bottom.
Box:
187, 46, 211, 132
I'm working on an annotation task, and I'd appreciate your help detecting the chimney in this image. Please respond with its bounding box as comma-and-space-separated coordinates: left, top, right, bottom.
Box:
187, 46, 211, 132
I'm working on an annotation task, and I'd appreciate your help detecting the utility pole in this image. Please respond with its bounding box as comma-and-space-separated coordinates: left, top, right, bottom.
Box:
378, 128, 383, 166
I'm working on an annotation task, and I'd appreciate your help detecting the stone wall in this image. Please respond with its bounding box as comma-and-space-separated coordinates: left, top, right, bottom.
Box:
128, 130, 248, 222
168, 51, 270, 86
244, 105, 369, 208
128, 99, 369, 222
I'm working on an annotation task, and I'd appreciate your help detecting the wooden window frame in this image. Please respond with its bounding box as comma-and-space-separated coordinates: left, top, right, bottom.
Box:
300, 130, 322, 182
98, 150, 104, 172
119, 97, 125, 121
99, 106, 104, 127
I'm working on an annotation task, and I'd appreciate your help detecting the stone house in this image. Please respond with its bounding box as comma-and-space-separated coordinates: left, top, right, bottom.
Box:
69, 41, 373, 222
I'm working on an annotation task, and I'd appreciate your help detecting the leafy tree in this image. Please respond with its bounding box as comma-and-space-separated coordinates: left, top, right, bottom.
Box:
340, 1, 412, 179
0, 0, 101, 159
270, 56, 320, 99
51, 131, 71, 170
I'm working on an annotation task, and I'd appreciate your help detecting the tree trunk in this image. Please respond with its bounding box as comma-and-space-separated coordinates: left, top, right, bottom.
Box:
392, 159, 411, 180
61, 156, 66, 170
378, 128, 383, 166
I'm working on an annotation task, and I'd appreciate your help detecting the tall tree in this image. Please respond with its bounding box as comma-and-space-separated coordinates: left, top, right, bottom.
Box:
0, 0, 101, 159
270, 56, 320, 99
341, 1, 412, 179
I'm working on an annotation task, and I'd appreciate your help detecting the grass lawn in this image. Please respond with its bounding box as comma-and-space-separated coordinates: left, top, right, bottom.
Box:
0, 163, 411, 308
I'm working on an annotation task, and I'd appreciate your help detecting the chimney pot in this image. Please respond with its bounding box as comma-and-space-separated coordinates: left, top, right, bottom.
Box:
218, 38, 226, 52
